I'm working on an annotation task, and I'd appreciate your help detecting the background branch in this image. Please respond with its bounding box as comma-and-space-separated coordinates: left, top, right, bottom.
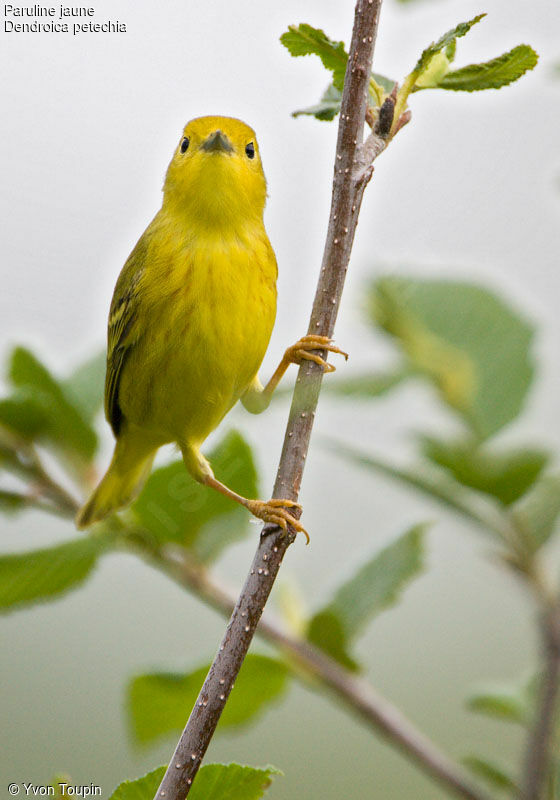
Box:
520, 602, 560, 800
154, 1, 391, 796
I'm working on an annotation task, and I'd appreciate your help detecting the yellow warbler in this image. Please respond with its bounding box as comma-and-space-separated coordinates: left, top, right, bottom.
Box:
76, 116, 345, 536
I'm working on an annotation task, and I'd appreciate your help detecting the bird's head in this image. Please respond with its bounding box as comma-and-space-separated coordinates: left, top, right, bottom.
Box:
163, 116, 267, 229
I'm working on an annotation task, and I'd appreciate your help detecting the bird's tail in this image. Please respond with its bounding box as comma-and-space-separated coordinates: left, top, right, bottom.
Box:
76, 434, 157, 529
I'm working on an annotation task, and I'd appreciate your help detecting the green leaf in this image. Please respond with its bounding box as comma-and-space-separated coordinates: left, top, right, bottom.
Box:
421, 436, 548, 506
293, 83, 342, 121
189, 763, 281, 800
109, 764, 281, 800
324, 368, 410, 399
0, 392, 48, 438
371, 72, 396, 94
128, 654, 289, 745
0, 535, 109, 613
512, 475, 560, 552
414, 14, 486, 76
109, 767, 166, 800
63, 350, 106, 421
306, 610, 360, 671
4, 346, 98, 462
467, 686, 529, 725
437, 45, 538, 91
308, 525, 426, 669
131, 430, 258, 562
463, 756, 517, 793
371, 277, 535, 440
280, 24, 348, 90
0, 490, 28, 514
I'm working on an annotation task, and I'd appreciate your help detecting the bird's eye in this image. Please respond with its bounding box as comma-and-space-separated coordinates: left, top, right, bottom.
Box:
180, 137, 190, 154
245, 142, 255, 159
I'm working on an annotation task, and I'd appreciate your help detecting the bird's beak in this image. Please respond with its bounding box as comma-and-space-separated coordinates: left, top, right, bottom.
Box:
201, 130, 234, 154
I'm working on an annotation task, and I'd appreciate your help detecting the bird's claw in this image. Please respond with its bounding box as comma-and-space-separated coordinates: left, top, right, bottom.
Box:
286, 334, 348, 374
246, 498, 309, 544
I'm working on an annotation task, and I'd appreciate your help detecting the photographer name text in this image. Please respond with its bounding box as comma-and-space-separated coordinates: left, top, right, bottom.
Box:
8, 784, 101, 797
3, 5, 127, 34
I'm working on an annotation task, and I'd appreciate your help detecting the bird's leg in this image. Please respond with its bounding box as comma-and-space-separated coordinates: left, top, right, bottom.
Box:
242, 334, 348, 414
181, 445, 309, 543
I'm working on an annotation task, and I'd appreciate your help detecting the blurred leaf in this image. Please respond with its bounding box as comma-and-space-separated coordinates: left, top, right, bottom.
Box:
109, 764, 280, 800
371, 71, 396, 94
3, 346, 98, 462
63, 350, 106, 421
371, 277, 535, 440
280, 24, 348, 90
128, 654, 289, 746
0, 392, 47, 438
0, 535, 110, 613
307, 610, 360, 671
293, 83, 342, 121
464, 756, 517, 793
0, 490, 28, 514
512, 475, 560, 553
308, 525, 426, 669
421, 436, 548, 506
436, 45, 538, 91
324, 367, 410, 399
131, 431, 258, 562
467, 686, 529, 725
413, 15, 486, 77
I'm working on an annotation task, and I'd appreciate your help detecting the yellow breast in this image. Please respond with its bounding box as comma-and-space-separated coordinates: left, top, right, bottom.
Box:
119, 214, 277, 445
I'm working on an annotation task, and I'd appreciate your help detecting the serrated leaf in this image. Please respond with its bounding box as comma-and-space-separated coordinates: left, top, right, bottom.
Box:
131, 431, 258, 561
63, 350, 106, 421
371, 277, 535, 440
464, 756, 518, 793
109, 764, 281, 800
293, 83, 342, 121
4, 346, 98, 462
421, 436, 548, 506
414, 14, 486, 76
415, 51, 452, 89
437, 45, 538, 91
280, 24, 348, 90
128, 653, 288, 746
512, 475, 560, 552
0, 535, 110, 613
308, 526, 425, 669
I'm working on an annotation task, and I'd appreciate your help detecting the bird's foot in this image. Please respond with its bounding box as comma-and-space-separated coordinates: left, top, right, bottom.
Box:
284, 334, 348, 374
245, 498, 309, 544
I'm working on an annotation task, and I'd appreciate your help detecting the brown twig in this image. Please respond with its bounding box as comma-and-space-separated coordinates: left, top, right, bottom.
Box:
137, 541, 492, 800
152, 2, 413, 796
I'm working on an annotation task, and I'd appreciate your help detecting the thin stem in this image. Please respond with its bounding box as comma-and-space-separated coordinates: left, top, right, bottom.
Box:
520, 603, 560, 800
138, 541, 492, 800
154, 2, 389, 797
